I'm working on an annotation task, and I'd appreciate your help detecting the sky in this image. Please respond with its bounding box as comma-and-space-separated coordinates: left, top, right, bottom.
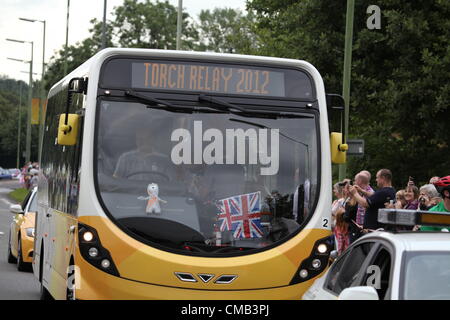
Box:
0, 0, 247, 83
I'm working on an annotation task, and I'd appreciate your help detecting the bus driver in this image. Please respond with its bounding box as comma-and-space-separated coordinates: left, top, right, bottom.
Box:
113, 124, 173, 181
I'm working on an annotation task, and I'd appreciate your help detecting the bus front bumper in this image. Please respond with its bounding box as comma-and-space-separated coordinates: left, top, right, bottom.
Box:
75, 260, 312, 300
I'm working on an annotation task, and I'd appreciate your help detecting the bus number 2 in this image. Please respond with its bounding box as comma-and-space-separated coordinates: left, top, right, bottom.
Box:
322, 219, 329, 228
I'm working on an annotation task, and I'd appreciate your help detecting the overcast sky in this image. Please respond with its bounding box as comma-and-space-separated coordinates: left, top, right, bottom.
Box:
0, 0, 247, 83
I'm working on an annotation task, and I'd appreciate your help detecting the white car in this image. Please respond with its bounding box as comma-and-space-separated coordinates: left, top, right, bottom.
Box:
302, 209, 450, 300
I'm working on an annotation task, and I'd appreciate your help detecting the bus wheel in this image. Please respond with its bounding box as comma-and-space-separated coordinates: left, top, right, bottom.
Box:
66, 259, 76, 300
16, 236, 30, 272
7, 232, 17, 264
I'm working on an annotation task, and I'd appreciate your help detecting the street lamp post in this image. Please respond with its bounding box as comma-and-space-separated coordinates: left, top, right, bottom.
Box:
6, 39, 34, 164
16, 81, 22, 169
102, 0, 107, 49
176, 0, 183, 50
8, 61, 39, 168
339, 0, 355, 181
64, 0, 71, 76
20, 17, 46, 163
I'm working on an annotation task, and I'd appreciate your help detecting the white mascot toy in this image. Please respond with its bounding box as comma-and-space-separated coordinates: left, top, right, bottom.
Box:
138, 183, 167, 215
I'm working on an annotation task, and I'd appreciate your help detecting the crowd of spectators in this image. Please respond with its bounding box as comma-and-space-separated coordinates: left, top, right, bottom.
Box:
19, 161, 39, 190
331, 169, 450, 255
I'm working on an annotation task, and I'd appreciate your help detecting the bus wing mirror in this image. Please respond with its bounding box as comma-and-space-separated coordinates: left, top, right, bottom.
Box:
58, 77, 86, 146
326, 93, 345, 132
327, 93, 348, 164
57, 113, 79, 146
330, 132, 348, 164
10, 204, 23, 214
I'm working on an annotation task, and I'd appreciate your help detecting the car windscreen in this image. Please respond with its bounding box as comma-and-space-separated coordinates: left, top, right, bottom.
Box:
401, 251, 450, 300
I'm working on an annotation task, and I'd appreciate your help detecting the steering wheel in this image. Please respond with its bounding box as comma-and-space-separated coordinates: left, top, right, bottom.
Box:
126, 170, 170, 181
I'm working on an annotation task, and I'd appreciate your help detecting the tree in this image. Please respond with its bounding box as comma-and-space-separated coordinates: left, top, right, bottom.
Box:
112, 0, 198, 50
44, 0, 199, 91
0, 77, 39, 167
248, 0, 450, 187
44, 19, 113, 91
196, 8, 259, 54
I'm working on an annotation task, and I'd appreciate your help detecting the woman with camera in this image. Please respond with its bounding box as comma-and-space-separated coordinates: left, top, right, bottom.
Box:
418, 184, 441, 210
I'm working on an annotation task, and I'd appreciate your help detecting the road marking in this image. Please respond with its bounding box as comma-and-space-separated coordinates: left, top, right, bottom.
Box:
1, 198, 13, 207
0, 232, 4, 239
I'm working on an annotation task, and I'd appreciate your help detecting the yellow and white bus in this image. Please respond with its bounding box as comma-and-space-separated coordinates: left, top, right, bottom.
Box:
33, 48, 347, 300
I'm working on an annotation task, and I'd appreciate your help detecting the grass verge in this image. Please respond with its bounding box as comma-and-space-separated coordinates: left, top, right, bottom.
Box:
9, 188, 28, 203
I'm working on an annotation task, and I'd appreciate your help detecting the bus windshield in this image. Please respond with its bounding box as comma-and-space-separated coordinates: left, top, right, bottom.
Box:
96, 99, 319, 255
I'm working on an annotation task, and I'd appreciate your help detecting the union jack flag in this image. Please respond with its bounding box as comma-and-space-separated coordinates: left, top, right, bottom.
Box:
216, 191, 263, 239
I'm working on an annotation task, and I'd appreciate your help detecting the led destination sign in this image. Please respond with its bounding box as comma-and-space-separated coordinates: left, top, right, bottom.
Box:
101, 58, 314, 99
131, 61, 312, 98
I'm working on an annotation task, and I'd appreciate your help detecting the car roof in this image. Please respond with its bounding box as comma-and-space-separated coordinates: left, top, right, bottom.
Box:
358, 231, 450, 252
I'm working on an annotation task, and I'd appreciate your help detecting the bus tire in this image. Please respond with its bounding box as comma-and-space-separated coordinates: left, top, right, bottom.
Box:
7, 232, 17, 264
16, 235, 30, 272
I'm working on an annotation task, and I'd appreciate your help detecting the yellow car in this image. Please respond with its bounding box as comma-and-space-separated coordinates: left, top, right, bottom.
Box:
7, 187, 37, 271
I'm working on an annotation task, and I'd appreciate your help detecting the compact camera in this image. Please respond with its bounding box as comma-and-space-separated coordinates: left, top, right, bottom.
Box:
338, 180, 352, 187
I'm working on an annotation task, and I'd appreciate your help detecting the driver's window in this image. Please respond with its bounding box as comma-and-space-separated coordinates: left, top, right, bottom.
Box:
21, 191, 33, 212
27, 193, 38, 213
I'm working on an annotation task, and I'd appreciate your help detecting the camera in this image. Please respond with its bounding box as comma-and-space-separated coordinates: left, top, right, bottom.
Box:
338, 181, 351, 187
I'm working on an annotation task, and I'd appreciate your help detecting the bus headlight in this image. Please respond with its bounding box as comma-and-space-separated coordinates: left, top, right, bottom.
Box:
78, 223, 120, 277
299, 269, 309, 279
290, 236, 331, 285
101, 259, 111, 269
82, 231, 94, 242
317, 244, 328, 254
88, 247, 99, 258
26, 228, 35, 238
312, 259, 322, 269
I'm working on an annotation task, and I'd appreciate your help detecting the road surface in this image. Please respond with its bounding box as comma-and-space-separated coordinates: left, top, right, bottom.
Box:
0, 179, 40, 300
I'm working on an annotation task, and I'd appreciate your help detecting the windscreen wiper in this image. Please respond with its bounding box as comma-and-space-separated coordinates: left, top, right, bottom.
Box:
125, 90, 216, 114
126, 90, 179, 108
198, 95, 247, 112
230, 118, 310, 147
199, 94, 276, 118
198, 95, 314, 119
